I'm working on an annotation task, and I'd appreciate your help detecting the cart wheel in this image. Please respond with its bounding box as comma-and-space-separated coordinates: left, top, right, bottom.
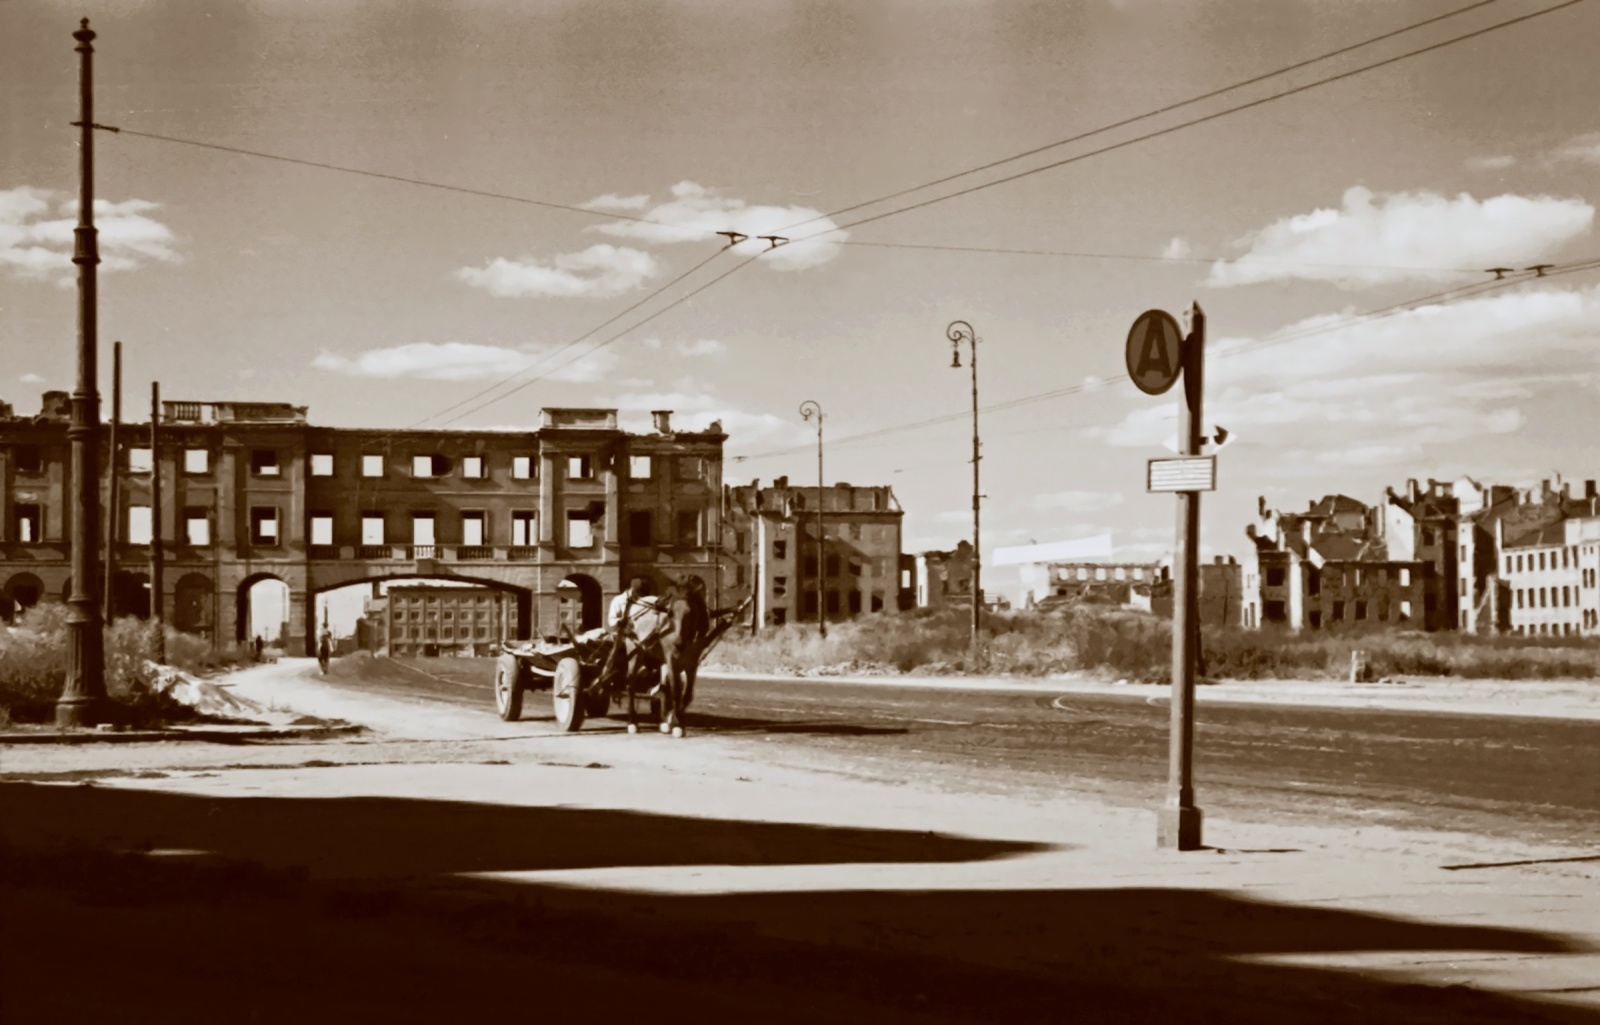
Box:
494, 654, 524, 722
551, 657, 585, 732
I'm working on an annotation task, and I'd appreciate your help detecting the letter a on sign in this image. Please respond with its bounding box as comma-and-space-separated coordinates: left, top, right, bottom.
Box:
1125, 309, 1183, 396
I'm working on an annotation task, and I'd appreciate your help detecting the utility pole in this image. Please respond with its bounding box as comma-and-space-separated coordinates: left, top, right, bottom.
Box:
150, 381, 165, 662
799, 401, 826, 638
947, 321, 982, 664
103, 339, 120, 623
57, 18, 105, 727
1160, 303, 1205, 850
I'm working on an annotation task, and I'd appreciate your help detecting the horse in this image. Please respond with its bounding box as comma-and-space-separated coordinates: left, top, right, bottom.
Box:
654, 576, 711, 737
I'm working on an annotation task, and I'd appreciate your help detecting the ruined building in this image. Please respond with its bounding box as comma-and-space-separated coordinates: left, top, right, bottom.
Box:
0, 393, 728, 652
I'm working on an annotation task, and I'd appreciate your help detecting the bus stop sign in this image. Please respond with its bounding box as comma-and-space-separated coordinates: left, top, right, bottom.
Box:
1126, 309, 1184, 396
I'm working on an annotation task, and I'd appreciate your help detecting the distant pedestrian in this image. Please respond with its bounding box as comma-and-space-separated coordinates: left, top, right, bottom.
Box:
253, 635, 264, 662
318, 627, 333, 674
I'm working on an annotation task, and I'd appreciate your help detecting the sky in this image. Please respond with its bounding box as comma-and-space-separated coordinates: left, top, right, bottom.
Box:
4, 0, 1599, 613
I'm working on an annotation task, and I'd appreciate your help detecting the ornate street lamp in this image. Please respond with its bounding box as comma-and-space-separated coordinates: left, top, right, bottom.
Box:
799, 400, 826, 638
947, 321, 981, 663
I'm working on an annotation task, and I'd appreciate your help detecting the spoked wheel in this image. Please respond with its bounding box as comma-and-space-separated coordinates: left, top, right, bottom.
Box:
551, 657, 586, 732
494, 654, 524, 722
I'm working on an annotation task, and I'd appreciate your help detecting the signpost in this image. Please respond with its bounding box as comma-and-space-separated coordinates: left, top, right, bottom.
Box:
1129, 302, 1209, 851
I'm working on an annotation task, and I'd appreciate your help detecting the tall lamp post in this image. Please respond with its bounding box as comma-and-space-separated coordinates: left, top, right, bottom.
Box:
58, 18, 106, 726
946, 321, 981, 662
799, 400, 826, 639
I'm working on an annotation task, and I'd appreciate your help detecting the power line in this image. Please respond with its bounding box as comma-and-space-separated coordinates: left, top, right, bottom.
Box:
431, 253, 767, 428
837, 239, 1483, 276
730, 260, 1600, 464
788, 0, 1588, 240
778, 0, 1511, 236
112, 126, 723, 238
408, 247, 731, 428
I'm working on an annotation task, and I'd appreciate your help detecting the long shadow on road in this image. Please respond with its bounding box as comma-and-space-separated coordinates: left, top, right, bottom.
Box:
2, 781, 1595, 1024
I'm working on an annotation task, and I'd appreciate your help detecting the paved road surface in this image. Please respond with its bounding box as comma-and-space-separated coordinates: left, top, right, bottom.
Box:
321, 657, 1600, 847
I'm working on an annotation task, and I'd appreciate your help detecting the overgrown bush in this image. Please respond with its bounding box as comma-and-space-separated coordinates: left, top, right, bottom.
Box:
0, 602, 204, 726
707, 606, 1600, 682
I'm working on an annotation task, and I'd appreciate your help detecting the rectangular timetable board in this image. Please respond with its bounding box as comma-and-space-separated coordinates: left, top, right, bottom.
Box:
1147, 456, 1217, 493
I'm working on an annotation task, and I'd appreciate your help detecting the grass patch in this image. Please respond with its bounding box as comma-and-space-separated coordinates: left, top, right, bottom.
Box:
707, 607, 1600, 683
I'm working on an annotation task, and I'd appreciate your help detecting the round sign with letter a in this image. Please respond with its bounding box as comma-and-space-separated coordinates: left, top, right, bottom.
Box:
1125, 309, 1184, 396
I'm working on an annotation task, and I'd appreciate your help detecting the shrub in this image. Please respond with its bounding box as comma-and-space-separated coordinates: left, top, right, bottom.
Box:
706, 604, 1600, 682
0, 603, 202, 726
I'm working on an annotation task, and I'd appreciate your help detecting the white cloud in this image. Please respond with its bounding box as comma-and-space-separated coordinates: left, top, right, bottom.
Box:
1089, 283, 1600, 477
1, 186, 181, 283
1162, 237, 1192, 260
17, 372, 44, 384
676, 338, 726, 358
582, 192, 653, 212
1208, 187, 1593, 288
589, 181, 847, 271
1552, 132, 1600, 167
640, 337, 663, 350
1465, 154, 1516, 172
456, 243, 656, 299
1031, 489, 1124, 513
312, 341, 618, 384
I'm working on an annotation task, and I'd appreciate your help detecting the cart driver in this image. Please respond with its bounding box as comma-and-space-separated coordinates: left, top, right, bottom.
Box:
603, 578, 648, 683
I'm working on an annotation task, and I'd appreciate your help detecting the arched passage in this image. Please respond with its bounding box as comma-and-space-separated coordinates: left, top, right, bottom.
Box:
174, 572, 215, 639
558, 573, 603, 635
237, 573, 290, 650
2, 572, 45, 623
309, 574, 535, 657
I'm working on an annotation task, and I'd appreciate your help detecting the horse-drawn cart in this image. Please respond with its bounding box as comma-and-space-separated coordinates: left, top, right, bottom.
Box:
492, 596, 748, 735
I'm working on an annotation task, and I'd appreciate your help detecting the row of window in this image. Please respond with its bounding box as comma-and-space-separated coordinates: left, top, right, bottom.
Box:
1308, 599, 1413, 627
1514, 616, 1597, 635
1055, 566, 1151, 583
1515, 586, 1594, 609
1505, 545, 1599, 574
1273, 565, 1416, 592
93, 448, 709, 483
391, 608, 499, 623
766, 588, 889, 623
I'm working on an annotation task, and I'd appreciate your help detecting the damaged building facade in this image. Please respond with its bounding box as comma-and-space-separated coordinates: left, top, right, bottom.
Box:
723, 477, 909, 629
1248, 475, 1599, 635
0, 392, 727, 652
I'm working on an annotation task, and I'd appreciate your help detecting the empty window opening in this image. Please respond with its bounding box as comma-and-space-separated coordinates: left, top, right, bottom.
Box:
568, 455, 593, 479
567, 511, 595, 548
628, 510, 653, 547
630, 455, 652, 479
512, 511, 537, 546
250, 450, 279, 477
183, 448, 208, 474
512, 456, 533, 480
462, 512, 486, 547
311, 453, 334, 476
15, 504, 43, 543
128, 447, 153, 473
128, 505, 153, 545
310, 514, 334, 546
361, 454, 384, 478
250, 507, 279, 545
462, 456, 484, 479
14, 445, 43, 475
185, 509, 210, 547
361, 513, 385, 545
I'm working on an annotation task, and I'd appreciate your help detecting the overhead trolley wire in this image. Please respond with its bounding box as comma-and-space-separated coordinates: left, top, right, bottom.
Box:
784, 0, 1589, 241
776, 0, 1515, 237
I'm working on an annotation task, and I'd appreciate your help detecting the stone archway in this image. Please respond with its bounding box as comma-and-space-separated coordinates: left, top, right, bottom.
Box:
2, 572, 45, 622
236, 573, 290, 648
558, 573, 603, 634
174, 572, 214, 639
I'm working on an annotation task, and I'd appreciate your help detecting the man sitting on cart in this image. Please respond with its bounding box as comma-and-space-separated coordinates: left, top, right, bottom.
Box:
602, 578, 649, 688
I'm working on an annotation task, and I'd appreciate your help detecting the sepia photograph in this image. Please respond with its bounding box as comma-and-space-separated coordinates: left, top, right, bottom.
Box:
2, 0, 1598, 1021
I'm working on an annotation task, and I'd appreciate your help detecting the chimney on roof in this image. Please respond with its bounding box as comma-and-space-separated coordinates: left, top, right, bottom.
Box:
1561, 481, 1572, 500
1213, 556, 1224, 565
651, 410, 672, 434
774, 475, 788, 489
1406, 478, 1418, 503
1586, 480, 1597, 500
1257, 496, 1267, 519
